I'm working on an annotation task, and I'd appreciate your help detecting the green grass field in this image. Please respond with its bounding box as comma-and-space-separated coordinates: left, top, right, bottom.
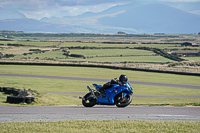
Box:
12, 48, 175, 63
2, 41, 61, 47
1, 65, 199, 85
182, 57, 200, 61
61, 41, 183, 48
1, 120, 199, 133
68, 49, 155, 56
0, 65, 199, 106
14, 50, 66, 59
59, 56, 174, 62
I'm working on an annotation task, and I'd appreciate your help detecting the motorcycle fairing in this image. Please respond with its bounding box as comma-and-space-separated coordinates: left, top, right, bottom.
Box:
95, 84, 131, 105
93, 84, 102, 89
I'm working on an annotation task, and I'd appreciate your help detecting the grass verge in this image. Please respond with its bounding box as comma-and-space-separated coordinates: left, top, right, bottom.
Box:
0, 92, 81, 106
131, 97, 200, 106
0, 65, 200, 85
0, 120, 200, 133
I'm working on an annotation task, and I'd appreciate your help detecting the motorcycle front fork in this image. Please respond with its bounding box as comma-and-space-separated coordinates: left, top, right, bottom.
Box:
120, 93, 126, 102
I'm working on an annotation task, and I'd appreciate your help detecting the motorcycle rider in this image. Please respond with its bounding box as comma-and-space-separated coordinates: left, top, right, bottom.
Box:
99, 74, 128, 92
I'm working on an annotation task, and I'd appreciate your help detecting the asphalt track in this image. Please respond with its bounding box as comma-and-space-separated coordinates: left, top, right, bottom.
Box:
0, 73, 200, 89
0, 73, 200, 122
0, 106, 200, 122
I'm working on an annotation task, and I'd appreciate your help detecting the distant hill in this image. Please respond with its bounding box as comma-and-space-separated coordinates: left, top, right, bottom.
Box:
98, 3, 200, 34
0, 7, 26, 20
164, 2, 200, 13
41, 3, 200, 34
0, 2, 200, 34
0, 19, 83, 33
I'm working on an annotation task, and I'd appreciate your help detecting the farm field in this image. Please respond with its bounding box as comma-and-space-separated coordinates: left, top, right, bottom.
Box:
0, 46, 57, 55
61, 41, 183, 48
0, 41, 200, 73
1, 39, 200, 73
0, 41, 61, 47
12, 49, 174, 63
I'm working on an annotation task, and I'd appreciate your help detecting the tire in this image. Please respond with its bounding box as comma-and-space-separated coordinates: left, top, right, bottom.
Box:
6, 96, 14, 103
6, 96, 25, 104
13, 89, 20, 96
82, 93, 96, 107
4, 87, 15, 94
18, 97, 25, 103
3, 87, 8, 92
115, 94, 132, 108
0, 87, 3, 92
25, 97, 35, 104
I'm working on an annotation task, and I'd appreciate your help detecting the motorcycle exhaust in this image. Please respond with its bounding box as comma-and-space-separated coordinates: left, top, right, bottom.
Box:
87, 86, 93, 92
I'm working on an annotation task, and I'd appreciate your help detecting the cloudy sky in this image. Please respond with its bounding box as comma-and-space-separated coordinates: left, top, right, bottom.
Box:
0, 0, 200, 20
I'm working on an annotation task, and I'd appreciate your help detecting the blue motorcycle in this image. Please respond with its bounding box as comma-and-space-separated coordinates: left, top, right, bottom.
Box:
80, 82, 133, 108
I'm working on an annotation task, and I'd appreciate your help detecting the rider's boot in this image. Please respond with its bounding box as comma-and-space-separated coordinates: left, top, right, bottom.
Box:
98, 87, 106, 98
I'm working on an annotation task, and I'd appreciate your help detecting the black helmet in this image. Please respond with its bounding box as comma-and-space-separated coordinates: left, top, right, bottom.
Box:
119, 74, 128, 83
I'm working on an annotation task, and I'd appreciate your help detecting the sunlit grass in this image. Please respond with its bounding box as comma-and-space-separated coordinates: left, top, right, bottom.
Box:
68, 49, 154, 56
10, 41, 61, 47
60, 41, 182, 48
0, 120, 199, 133
0, 65, 199, 85
0, 74, 199, 106
0, 65, 199, 106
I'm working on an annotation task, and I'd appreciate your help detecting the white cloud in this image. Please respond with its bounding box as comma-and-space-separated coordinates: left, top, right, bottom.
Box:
189, 10, 200, 15
1, 0, 199, 20
0, 0, 128, 19
20, 4, 122, 19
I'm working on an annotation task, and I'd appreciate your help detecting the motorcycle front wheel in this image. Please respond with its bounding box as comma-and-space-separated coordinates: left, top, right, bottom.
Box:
115, 94, 132, 108
82, 93, 96, 107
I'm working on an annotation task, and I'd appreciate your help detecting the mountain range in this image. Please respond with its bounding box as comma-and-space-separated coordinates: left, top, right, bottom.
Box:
0, 2, 200, 34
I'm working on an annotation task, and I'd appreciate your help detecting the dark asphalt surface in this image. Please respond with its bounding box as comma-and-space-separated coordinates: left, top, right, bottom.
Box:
0, 73, 200, 89
0, 106, 200, 122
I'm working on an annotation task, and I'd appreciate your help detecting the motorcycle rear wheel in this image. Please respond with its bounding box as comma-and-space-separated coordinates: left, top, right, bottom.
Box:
82, 93, 96, 107
115, 94, 132, 108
